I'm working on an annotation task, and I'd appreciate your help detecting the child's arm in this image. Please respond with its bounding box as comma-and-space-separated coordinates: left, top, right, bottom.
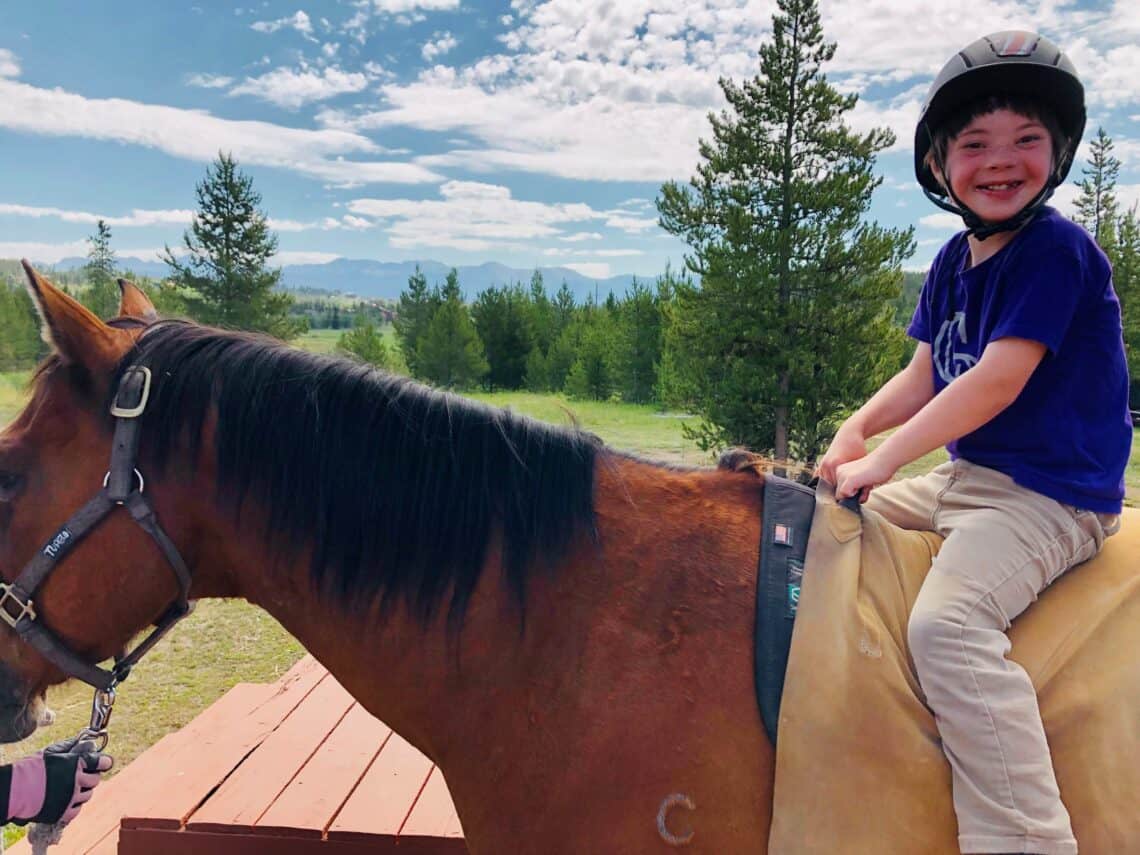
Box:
817, 342, 935, 483
834, 336, 1047, 499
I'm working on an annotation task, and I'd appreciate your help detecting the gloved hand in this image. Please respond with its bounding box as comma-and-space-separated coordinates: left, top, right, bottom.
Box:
3, 737, 114, 825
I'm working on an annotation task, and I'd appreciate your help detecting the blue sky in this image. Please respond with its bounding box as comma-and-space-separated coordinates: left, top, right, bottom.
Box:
1, 0, 1137, 280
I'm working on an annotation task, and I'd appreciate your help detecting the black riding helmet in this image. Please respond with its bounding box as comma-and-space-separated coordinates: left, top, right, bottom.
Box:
915, 31, 1086, 240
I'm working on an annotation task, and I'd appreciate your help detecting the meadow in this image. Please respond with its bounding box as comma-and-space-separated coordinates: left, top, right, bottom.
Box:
0, 355, 1137, 845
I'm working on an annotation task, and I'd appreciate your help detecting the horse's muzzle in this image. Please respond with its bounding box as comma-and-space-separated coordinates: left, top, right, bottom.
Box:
0, 662, 45, 743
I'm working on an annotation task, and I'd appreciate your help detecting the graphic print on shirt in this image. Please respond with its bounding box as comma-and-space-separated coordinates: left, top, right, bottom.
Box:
932, 310, 977, 383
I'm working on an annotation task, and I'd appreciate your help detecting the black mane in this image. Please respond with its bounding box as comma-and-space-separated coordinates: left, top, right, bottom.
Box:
111, 322, 599, 624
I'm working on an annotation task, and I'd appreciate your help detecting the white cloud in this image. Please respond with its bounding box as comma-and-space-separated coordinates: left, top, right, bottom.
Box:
422, 33, 458, 62
0, 49, 21, 78
268, 216, 341, 232
0, 240, 89, 265
371, 0, 460, 11
0, 203, 193, 228
230, 65, 371, 109
251, 10, 317, 41
185, 73, 235, 90
313, 0, 1140, 187
0, 77, 440, 186
918, 212, 963, 231
559, 231, 603, 242
344, 180, 650, 251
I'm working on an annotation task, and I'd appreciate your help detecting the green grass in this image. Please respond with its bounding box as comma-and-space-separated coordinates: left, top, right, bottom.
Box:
0, 370, 31, 424
295, 324, 399, 355
470, 391, 706, 464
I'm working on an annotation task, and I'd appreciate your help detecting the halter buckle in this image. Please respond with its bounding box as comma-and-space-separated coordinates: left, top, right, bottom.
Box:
0, 583, 36, 629
110, 366, 152, 419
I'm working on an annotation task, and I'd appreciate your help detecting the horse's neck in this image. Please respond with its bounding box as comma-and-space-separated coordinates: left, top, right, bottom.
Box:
193, 455, 774, 851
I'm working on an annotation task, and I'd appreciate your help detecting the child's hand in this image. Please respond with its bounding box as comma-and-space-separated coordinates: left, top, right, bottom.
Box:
835, 451, 897, 503
817, 426, 867, 484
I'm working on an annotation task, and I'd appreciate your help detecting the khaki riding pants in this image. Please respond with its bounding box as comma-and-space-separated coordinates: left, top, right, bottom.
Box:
865, 460, 1117, 855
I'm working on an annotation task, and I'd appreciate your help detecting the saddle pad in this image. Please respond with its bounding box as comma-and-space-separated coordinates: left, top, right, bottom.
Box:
769, 485, 1140, 854
754, 474, 816, 743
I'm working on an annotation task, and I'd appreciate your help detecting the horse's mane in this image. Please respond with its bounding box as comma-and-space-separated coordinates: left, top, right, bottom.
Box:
109, 321, 600, 625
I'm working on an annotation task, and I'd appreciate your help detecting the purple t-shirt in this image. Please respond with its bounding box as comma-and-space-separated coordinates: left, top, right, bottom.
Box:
909, 207, 1132, 514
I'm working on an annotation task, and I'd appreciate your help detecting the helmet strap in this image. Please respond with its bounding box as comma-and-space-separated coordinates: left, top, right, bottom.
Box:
925, 143, 1056, 242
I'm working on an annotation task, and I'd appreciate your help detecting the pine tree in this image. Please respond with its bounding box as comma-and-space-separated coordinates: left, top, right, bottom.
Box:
564, 305, 617, 401
416, 270, 488, 389
336, 315, 391, 368
614, 278, 664, 404
162, 153, 303, 339
657, 0, 913, 464
1115, 205, 1140, 407
1073, 127, 1121, 251
472, 282, 534, 390
0, 280, 43, 369
82, 219, 120, 319
394, 265, 438, 376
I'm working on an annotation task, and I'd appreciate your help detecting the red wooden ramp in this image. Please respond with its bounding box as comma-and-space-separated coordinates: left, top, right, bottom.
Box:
9, 656, 466, 854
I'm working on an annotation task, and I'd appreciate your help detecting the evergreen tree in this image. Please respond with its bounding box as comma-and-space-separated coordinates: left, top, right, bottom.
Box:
162, 153, 303, 339
1073, 127, 1121, 251
657, 0, 913, 463
394, 265, 436, 376
337, 315, 391, 368
528, 270, 555, 354
614, 277, 664, 404
1115, 205, 1140, 407
564, 306, 617, 401
417, 271, 488, 388
82, 219, 120, 319
0, 280, 43, 369
553, 280, 576, 334
472, 282, 534, 390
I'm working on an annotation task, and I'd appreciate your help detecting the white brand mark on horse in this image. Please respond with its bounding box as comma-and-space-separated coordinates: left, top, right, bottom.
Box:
657, 793, 696, 846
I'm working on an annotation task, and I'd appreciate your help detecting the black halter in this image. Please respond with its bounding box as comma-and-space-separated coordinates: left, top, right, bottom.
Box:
0, 365, 194, 692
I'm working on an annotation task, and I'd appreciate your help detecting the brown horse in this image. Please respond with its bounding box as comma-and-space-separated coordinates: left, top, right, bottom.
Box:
1, 264, 770, 852
0, 264, 1135, 853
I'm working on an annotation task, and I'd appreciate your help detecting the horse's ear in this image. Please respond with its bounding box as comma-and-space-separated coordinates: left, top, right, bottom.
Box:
21, 260, 121, 370
116, 278, 159, 322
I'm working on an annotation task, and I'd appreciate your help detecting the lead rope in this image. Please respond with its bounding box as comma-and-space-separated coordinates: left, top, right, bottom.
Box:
26, 688, 115, 854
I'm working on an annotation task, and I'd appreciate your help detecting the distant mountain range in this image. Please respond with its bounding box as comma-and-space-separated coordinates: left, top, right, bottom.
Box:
42, 256, 648, 304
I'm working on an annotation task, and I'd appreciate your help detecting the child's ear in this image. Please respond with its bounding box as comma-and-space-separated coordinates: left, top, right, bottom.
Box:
925, 151, 948, 191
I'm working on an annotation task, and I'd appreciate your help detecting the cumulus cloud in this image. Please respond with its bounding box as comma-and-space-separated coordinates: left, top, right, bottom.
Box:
344, 180, 656, 251
251, 10, 317, 41
230, 65, 371, 109
0, 77, 440, 185
315, 0, 1140, 186
0, 203, 193, 227
422, 33, 458, 62
185, 73, 235, 90
371, 0, 460, 11
0, 49, 21, 78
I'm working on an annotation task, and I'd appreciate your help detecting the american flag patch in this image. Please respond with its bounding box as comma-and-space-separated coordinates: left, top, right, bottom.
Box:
993, 32, 1035, 57
773, 523, 793, 546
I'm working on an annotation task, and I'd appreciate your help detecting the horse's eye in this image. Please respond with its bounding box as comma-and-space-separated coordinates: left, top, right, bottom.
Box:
0, 471, 24, 502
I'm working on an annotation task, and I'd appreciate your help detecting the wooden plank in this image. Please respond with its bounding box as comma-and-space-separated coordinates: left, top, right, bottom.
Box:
254, 702, 393, 838
119, 826, 466, 855
120, 657, 330, 831
5, 682, 278, 855
326, 732, 433, 843
187, 675, 355, 834
400, 765, 464, 840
